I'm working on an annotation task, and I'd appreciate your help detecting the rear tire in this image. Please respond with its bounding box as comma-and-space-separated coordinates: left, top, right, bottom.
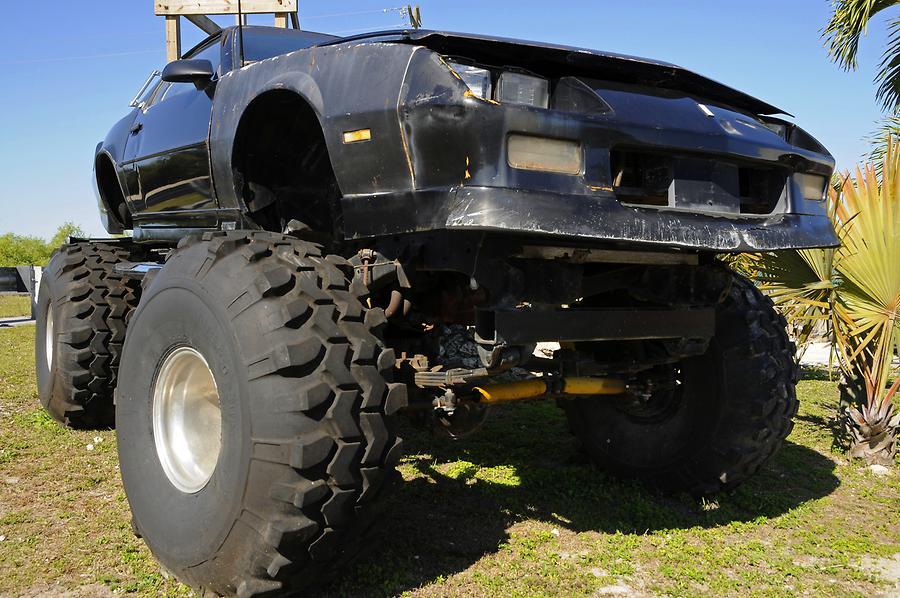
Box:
116, 231, 406, 596
35, 242, 142, 428
561, 272, 798, 495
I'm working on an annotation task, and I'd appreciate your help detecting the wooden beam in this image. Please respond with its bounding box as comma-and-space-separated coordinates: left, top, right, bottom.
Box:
185, 14, 222, 35
165, 15, 182, 63
155, 0, 297, 15
274, 12, 288, 28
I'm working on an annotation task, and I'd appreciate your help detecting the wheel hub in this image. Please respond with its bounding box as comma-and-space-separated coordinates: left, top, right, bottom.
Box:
44, 306, 54, 370
619, 366, 683, 422
152, 346, 222, 493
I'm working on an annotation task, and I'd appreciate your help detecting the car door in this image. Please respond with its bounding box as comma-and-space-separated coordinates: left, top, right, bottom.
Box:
123, 35, 224, 221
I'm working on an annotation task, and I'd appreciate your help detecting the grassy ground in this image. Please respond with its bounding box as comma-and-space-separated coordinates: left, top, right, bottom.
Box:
0, 295, 30, 318
0, 324, 898, 597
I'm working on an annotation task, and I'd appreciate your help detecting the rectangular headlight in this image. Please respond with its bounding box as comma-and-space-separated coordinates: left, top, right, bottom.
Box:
447, 61, 493, 100
508, 135, 582, 175
498, 72, 550, 108
796, 173, 827, 201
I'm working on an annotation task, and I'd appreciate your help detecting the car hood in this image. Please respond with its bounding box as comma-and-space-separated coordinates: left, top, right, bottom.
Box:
336, 29, 787, 116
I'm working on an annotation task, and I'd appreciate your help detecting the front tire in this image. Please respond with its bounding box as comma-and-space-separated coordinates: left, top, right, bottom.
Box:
561, 272, 798, 495
116, 232, 406, 596
36, 242, 142, 428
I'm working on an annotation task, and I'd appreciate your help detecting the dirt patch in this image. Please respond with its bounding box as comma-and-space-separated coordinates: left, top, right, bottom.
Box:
860, 554, 900, 597
11, 583, 116, 598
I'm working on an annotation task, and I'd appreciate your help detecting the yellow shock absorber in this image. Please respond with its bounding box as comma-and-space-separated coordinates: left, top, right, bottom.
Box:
474, 377, 625, 404
474, 379, 549, 404
562, 377, 626, 395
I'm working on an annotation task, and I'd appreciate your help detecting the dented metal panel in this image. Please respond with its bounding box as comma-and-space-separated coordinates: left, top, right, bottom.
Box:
96, 25, 838, 252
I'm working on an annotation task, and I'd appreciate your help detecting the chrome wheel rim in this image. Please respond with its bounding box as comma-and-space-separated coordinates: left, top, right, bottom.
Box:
44, 306, 54, 370
152, 346, 222, 493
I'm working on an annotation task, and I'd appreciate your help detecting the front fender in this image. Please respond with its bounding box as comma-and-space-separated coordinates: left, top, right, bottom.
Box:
209, 42, 423, 213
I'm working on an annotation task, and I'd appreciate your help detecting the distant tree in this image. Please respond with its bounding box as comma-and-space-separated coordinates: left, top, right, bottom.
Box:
48, 222, 85, 249
0, 223, 85, 266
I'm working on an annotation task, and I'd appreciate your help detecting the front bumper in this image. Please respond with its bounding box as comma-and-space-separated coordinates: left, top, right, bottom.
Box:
335, 46, 838, 253
340, 185, 838, 252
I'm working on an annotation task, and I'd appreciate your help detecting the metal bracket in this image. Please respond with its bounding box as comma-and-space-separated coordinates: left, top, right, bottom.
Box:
114, 262, 163, 280
493, 307, 715, 344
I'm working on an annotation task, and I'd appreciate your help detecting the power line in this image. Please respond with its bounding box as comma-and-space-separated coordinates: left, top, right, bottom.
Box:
301, 8, 403, 21
0, 49, 161, 66
329, 22, 409, 35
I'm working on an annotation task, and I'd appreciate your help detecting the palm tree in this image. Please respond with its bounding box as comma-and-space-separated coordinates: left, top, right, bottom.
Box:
823, 0, 900, 112
865, 116, 900, 170
753, 140, 900, 466
830, 143, 900, 465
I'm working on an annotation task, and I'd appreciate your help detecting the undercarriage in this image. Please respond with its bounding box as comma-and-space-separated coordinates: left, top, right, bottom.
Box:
36, 230, 797, 596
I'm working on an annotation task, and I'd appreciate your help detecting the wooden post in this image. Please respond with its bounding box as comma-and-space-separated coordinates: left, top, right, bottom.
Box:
165, 15, 182, 62
274, 12, 288, 28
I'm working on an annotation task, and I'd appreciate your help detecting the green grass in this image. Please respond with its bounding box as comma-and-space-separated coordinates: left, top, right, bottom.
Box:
0, 324, 898, 596
0, 294, 31, 318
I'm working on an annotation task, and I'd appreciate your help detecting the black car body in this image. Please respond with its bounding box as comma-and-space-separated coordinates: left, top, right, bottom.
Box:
40, 27, 834, 588
95, 25, 836, 253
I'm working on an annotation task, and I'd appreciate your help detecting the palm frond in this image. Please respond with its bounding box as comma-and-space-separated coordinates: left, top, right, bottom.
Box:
823, 0, 898, 70
875, 18, 900, 111
754, 247, 840, 351
832, 139, 900, 406
864, 117, 900, 170
823, 0, 900, 110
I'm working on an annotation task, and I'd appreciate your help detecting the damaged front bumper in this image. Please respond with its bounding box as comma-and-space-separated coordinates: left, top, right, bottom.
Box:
340, 185, 837, 252
338, 45, 837, 253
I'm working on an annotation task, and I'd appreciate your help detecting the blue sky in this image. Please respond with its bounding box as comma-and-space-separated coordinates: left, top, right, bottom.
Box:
0, 0, 891, 238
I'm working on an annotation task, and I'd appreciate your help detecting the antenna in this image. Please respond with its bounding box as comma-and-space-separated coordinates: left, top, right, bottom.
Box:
237, 0, 245, 67
404, 4, 422, 29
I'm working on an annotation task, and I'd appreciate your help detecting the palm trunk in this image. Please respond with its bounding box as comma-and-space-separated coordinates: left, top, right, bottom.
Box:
848, 426, 897, 466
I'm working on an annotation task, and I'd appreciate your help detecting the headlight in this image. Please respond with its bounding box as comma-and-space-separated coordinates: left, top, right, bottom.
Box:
760, 120, 788, 138
796, 173, 827, 201
498, 71, 550, 108
447, 61, 493, 100
446, 59, 551, 108
760, 118, 828, 154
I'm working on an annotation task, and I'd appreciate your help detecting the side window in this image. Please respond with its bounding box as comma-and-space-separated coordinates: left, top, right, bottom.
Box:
148, 37, 222, 108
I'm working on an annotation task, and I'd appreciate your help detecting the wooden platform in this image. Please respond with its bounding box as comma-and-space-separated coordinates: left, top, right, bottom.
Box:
154, 0, 298, 61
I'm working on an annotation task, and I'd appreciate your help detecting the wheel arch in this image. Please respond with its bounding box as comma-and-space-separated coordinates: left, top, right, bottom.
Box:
228, 87, 344, 238
93, 150, 131, 233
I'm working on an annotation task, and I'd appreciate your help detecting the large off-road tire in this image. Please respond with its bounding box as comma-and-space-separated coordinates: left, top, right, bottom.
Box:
35, 241, 142, 428
116, 231, 406, 597
561, 272, 799, 495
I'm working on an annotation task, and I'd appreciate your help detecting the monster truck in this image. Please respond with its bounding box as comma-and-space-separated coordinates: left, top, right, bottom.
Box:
35, 24, 836, 596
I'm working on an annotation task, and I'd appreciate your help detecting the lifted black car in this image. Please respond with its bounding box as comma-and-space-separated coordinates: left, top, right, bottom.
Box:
39, 24, 830, 597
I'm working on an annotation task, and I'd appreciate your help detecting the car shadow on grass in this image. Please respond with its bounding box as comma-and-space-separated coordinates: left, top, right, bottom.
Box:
328, 400, 840, 597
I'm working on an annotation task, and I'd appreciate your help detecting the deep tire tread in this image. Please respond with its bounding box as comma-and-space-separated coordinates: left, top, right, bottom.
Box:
150, 231, 406, 597
41, 242, 144, 428
564, 271, 799, 496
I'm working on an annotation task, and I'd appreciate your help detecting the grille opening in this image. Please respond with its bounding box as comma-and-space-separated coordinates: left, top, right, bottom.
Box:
611, 150, 785, 215
738, 167, 784, 215
611, 151, 673, 206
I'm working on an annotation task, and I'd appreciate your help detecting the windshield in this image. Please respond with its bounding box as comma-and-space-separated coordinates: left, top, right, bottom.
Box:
239, 27, 339, 62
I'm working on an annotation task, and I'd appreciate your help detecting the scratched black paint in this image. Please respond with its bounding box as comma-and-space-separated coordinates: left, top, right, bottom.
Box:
94, 25, 837, 252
